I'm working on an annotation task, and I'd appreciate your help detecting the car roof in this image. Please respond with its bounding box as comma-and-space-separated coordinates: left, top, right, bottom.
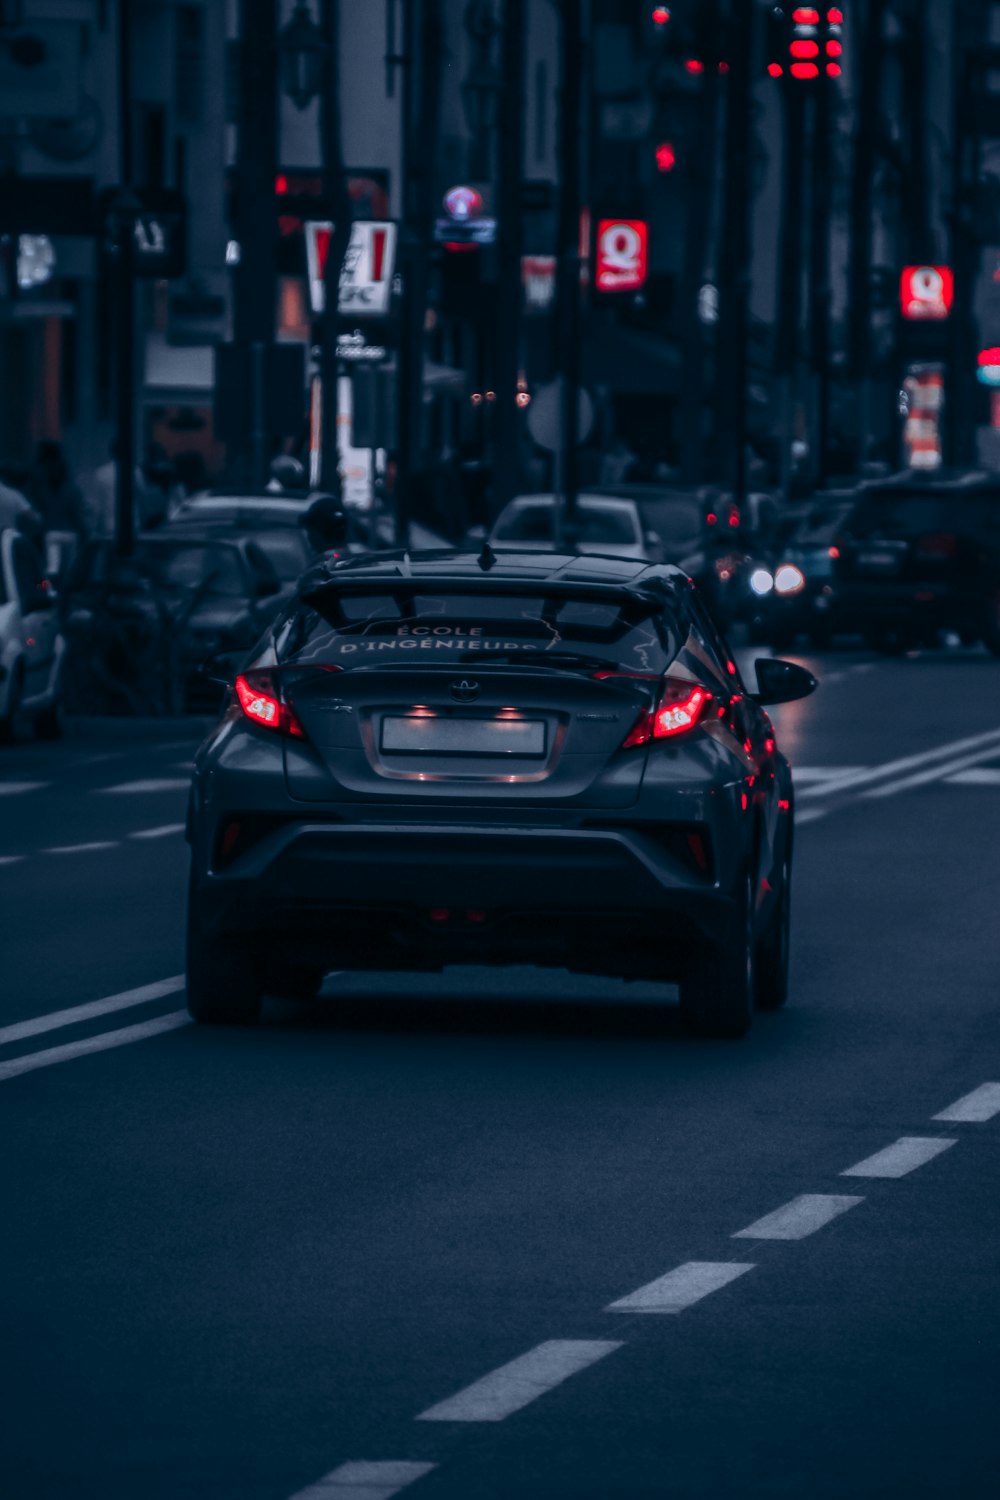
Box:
300, 547, 688, 593
862, 470, 1000, 496
505, 493, 643, 513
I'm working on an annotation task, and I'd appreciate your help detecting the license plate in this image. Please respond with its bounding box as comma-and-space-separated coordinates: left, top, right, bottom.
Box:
381, 716, 547, 756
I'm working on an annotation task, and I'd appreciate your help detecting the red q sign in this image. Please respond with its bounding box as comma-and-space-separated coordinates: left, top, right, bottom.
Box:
596, 219, 649, 293
900, 265, 954, 321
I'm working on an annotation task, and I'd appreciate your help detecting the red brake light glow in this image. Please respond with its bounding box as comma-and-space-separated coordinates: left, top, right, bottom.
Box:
622, 680, 711, 748
235, 672, 306, 738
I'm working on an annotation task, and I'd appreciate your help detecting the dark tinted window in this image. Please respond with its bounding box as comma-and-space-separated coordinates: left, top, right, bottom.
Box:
249, 530, 313, 580
136, 543, 246, 596
283, 586, 680, 673
848, 494, 1000, 538
494, 502, 640, 545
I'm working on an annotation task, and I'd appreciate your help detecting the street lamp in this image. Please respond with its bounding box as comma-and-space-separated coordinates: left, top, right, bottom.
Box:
278, 0, 326, 110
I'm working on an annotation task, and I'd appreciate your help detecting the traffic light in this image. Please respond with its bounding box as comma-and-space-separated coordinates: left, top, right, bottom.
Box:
655, 141, 677, 172
765, 6, 844, 80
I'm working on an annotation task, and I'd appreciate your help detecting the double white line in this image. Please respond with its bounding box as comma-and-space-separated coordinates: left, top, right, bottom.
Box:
797, 724, 1000, 804
0, 977, 188, 1083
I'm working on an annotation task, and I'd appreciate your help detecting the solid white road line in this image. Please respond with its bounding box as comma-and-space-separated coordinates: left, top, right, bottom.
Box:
128, 823, 186, 840
99, 778, 190, 794
606, 1260, 755, 1315
0, 781, 47, 796
733, 1193, 864, 1241
862, 742, 1000, 799
416, 1340, 622, 1423
934, 1082, 1000, 1123
945, 767, 1000, 785
0, 975, 185, 1047
840, 1136, 957, 1179
0, 855, 25, 867
0, 1011, 190, 1082
792, 767, 868, 784
797, 725, 1000, 800
287, 1461, 436, 1500
795, 807, 829, 825
44, 841, 118, 854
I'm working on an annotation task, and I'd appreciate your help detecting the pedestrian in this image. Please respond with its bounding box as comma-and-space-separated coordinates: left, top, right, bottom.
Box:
30, 441, 88, 540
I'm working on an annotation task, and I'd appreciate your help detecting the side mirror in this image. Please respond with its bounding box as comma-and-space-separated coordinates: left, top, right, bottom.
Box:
199, 650, 244, 687
753, 657, 817, 706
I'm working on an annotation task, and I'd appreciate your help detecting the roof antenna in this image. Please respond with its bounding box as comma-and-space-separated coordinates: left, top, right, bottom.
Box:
478, 541, 497, 571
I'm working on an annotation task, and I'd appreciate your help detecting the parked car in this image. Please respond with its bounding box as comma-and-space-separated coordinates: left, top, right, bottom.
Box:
595, 484, 702, 562
489, 494, 661, 561
0, 527, 66, 740
831, 473, 1000, 654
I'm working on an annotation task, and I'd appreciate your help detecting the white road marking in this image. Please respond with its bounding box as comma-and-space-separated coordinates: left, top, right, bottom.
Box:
0, 855, 25, 867
128, 823, 186, 840
733, 1193, 864, 1241
98, 778, 190, 795
945, 767, 1000, 785
44, 841, 119, 855
795, 807, 829, 825
840, 1136, 957, 1179
934, 1082, 1000, 1123
0, 1010, 190, 1082
606, 1260, 755, 1314
0, 976, 185, 1047
797, 725, 1000, 800
0, 781, 47, 796
792, 767, 867, 784
287, 1461, 436, 1500
416, 1340, 622, 1423
863, 742, 1000, 799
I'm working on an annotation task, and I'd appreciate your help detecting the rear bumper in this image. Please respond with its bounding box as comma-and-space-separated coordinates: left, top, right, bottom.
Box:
194, 818, 737, 980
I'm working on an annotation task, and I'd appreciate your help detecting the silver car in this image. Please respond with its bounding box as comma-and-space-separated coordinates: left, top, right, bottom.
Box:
0, 527, 67, 741
489, 494, 659, 561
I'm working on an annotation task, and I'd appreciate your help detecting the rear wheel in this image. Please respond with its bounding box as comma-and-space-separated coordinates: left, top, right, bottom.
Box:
34, 695, 65, 740
186, 877, 263, 1024
755, 852, 790, 1011
679, 872, 755, 1039
0, 666, 23, 744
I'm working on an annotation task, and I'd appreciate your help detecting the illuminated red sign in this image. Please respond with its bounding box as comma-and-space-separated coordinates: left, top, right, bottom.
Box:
596, 219, 649, 293
900, 265, 954, 321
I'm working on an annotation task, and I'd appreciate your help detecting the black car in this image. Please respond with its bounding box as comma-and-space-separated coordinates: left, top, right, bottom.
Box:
832, 473, 1000, 653
186, 550, 815, 1037
758, 493, 859, 649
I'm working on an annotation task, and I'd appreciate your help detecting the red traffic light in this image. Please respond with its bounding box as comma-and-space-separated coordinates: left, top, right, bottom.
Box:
651, 5, 671, 23
655, 141, 676, 172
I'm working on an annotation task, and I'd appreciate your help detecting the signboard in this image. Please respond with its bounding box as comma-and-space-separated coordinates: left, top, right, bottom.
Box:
596, 219, 648, 293
305, 220, 398, 316
977, 347, 1000, 386
900, 265, 954, 321
99, 188, 186, 279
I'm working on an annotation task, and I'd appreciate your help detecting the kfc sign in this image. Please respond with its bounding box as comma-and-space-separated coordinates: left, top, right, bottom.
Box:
596, 219, 648, 293
305, 220, 398, 316
900, 265, 954, 321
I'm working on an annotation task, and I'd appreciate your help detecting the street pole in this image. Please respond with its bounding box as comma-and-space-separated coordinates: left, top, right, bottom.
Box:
233, 0, 278, 489
810, 77, 832, 488
556, 0, 584, 536
846, 0, 882, 474
715, 0, 754, 510
319, 0, 353, 496
775, 83, 805, 504
492, 0, 525, 518
114, 0, 135, 557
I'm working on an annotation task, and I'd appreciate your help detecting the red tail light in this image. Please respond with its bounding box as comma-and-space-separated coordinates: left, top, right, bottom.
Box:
235, 671, 306, 738
622, 679, 711, 748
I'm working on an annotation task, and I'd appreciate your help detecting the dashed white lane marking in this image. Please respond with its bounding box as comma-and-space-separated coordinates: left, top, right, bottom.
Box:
98, 778, 190, 795
841, 1136, 957, 1179
945, 767, 1000, 785
44, 841, 118, 855
128, 823, 186, 840
416, 1340, 622, 1423
793, 767, 867, 784
0, 1010, 190, 1082
287, 1461, 436, 1500
733, 1193, 864, 1241
798, 725, 1000, 801
0, 855, 25, 867
934, 1082, 1000, 1123
0, 781, 47, 796
606, 1260, 754, 1315
0, 976, 185, 1047
795, 807, 829, 825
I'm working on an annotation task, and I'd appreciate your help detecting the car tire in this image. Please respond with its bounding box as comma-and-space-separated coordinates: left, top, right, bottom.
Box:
755, 852, 790, 1011
0, 665, 23, 744
34, 696, 65, 740
186, 877, 263, 1024
679, 872, 755, 1039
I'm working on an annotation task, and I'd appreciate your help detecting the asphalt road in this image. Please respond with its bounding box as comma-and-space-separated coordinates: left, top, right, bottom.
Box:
2, 644, 1000, 1499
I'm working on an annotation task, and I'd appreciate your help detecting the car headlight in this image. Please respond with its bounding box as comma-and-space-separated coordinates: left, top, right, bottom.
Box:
750, 567, 774, 596
774, 563, 806, 595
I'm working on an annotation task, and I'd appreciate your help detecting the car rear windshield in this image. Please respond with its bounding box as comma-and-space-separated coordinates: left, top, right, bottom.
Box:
281, 587, 680, 673
493, 504, 639, 545
848, 493, 1000, 538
